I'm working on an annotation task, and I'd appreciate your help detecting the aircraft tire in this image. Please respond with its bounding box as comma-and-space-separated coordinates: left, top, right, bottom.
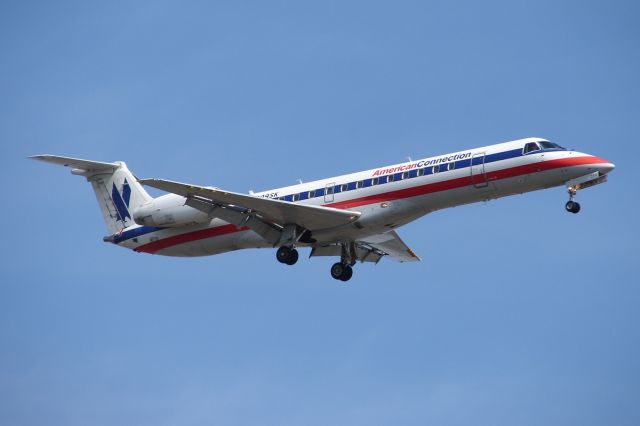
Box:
340, 265, 353, 282
565, 201, 581, 214
331, 262, 345, 280
285, 248, 299, 265
277, 246, 293, 264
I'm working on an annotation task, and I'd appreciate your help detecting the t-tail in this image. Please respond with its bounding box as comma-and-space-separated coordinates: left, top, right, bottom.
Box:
31, 155, 152, 235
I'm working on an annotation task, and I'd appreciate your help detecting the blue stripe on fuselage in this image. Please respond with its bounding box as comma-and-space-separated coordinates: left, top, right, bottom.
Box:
113, 225, 163, 244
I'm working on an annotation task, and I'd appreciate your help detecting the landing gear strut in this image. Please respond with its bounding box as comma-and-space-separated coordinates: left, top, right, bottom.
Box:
276, 246, 299, 265
329, 242, 357, 282
565, 187, 581, 214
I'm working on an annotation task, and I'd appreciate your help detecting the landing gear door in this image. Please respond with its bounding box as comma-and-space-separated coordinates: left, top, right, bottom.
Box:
324, 182, 335, 203
471, 153, 488, 188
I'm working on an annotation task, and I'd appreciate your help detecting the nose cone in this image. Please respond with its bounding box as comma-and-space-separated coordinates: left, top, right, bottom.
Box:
597, 160, 615, 175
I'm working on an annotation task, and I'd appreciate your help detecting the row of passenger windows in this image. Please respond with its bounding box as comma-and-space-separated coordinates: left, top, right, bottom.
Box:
275, 141, 563, 202
277, 162, 457, 202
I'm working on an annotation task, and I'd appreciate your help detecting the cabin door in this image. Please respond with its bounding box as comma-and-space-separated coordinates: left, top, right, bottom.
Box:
471, 153, 488, 188
324, 183, 335, 203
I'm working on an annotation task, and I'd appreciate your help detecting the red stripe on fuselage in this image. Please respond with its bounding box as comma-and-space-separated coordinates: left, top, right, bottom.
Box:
135, 224, 249, 254
326, 155, 608, 209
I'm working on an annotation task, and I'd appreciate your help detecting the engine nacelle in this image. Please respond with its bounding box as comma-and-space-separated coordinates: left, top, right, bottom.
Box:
132, 194, 211, 228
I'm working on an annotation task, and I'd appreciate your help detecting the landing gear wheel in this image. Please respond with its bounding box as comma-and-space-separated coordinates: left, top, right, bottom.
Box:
285, 248, 299, 265
330, 262, 345, 280
340, 265, 353, 282
330, 262, 353, 282
276, 246, 290, 263
565, 201, 581, 214
276, 246, 299, 265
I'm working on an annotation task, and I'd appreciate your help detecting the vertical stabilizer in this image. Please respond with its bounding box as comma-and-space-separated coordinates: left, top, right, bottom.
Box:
31, 155, 153, 234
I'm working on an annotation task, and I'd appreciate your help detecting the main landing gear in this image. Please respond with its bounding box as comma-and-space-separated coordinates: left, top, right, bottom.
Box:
565, 187, 581, 214
276, 246, 299, 265
330, 262, 353, 282
276, 242, 357, 282
329, 242, 357, 282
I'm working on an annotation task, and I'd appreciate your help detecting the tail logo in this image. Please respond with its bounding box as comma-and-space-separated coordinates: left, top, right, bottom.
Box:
112, 178, 132, 222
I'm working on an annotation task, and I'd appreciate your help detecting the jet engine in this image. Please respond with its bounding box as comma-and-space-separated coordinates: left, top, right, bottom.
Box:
132, 194, 211, 227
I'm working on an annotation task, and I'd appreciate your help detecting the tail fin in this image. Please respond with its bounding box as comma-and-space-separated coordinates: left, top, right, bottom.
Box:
31, 155, 153, 234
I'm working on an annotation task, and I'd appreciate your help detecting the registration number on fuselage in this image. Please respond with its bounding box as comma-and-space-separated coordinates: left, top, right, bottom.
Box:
257, 192, 279, 199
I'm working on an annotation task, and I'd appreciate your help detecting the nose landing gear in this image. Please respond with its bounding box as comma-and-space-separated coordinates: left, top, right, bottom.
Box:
565, 187, 581, 214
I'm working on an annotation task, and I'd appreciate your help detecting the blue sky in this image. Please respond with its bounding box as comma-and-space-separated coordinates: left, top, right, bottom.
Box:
1, 1, 639, 425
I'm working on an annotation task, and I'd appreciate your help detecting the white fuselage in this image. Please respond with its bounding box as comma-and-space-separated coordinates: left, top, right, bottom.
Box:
112, 138, 614, 257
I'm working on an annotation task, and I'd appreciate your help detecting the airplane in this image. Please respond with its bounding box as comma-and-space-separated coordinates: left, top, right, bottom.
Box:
31, 137, 614, 282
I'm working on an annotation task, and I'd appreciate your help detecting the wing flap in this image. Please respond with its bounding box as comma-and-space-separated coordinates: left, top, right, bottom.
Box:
309, 244, 384, 263
310, 231, 420, 263
359, 230, 421, 262
139, 178, 361, 231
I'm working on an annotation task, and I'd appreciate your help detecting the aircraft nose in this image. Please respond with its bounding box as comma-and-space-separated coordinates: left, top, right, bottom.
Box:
598, 161, 615, 175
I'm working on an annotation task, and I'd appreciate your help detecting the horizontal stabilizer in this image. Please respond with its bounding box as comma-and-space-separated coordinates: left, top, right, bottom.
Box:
30, 155, 119, 172
31, 154, 152, 234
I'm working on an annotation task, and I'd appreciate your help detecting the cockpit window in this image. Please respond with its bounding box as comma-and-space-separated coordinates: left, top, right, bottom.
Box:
539, 141, 566, 150
523, 142, 541, 154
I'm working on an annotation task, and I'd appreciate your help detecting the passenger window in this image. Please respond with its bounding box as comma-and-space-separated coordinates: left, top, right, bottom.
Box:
524, 142, 541, 154
402, 172, 410, 180
417, 168, 425, 177
356, 181, 363, 189
372, 177, 379, 185
388, 174, 395, 182
292, 194, 299, 201
447, 162, 455, 171
326, 186, 333, 195
432, 165, 440, 174
341, 184, 349, 192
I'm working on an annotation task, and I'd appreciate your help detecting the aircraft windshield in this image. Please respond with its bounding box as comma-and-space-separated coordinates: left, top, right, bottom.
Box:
539, 141, 566, 150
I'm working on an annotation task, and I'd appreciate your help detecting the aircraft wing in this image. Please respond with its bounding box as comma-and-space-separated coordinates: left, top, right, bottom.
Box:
310, 230, 421, 263
139, 178, 361, 231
